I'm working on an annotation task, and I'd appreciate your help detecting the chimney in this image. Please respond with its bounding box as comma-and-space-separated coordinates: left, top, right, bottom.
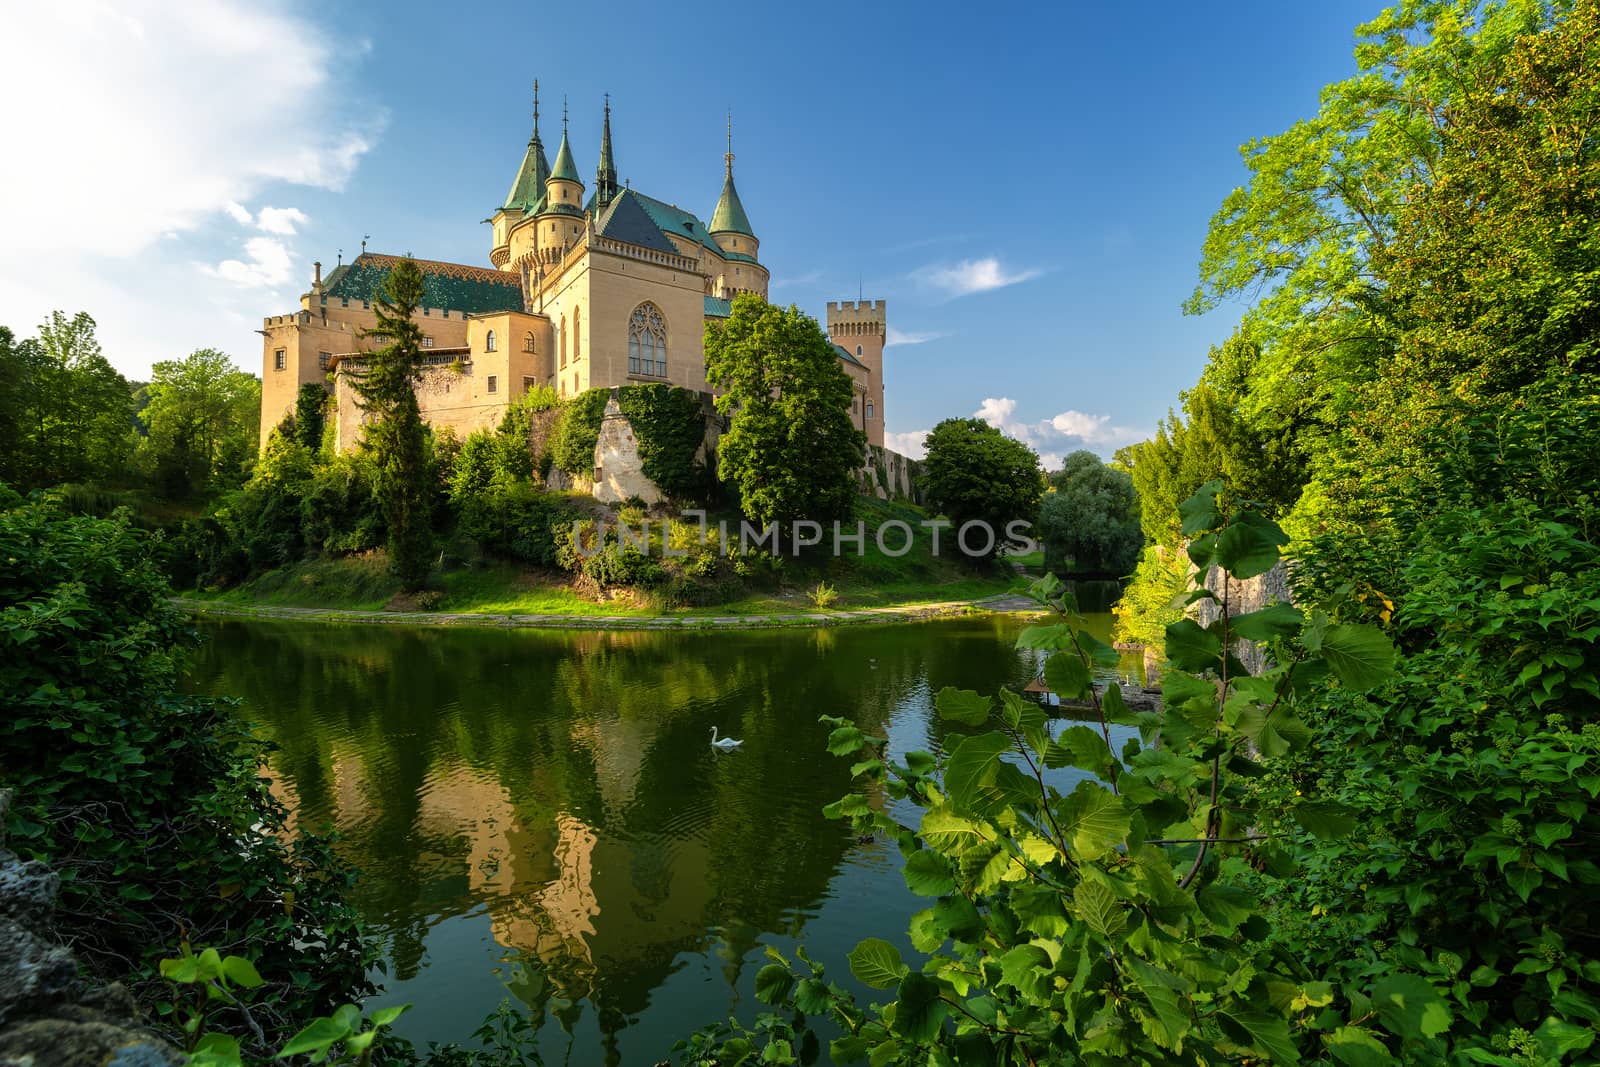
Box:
313, 261, 323, 291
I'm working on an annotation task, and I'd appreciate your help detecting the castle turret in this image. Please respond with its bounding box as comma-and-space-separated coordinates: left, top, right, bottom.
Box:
709, 114, 758, 262
594, 94, 619, 215
537, 99, 587, 262
491, 81, 551, 268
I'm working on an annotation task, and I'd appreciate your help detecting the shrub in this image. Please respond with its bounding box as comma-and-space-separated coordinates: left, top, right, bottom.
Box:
548, 389, 611, 476
0, 490, 375, 1044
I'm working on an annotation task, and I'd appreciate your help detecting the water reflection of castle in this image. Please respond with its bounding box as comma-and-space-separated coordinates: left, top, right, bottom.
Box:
210, 618, 1033, 1055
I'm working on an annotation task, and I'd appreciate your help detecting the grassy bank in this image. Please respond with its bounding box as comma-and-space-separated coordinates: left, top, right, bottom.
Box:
186, 498, 1025, 619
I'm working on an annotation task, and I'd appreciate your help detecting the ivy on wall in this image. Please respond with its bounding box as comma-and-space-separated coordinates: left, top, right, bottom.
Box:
548, 386, 711, 502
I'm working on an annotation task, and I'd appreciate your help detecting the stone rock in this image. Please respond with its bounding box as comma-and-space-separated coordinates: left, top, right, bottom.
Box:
592, 398, 663, 505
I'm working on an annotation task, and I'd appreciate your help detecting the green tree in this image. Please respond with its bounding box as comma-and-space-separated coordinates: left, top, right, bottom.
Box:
919, 417, 1044, 559
0, 312, 133, 488
352, 259, 434, 590
704, 295, 865, 527
292, 381, 329, 453
139, 348, 261, 499
1038, 450, 1142, 576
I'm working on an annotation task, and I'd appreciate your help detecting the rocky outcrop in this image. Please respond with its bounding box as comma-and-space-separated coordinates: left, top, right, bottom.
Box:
1193, 560, 1295, 676
0, 790, 184, 1067
591, 398, 663, 505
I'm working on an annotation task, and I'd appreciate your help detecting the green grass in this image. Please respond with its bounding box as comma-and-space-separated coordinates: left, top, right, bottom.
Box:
189, 498, 1023, 619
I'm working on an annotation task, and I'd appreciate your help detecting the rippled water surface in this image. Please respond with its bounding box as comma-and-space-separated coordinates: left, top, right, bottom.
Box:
185, 606, 1136, 1064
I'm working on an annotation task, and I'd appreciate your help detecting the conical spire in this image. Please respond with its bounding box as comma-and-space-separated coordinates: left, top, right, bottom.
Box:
709, 112, 754, 236
502, 79, 551, 213
548, 97, 581, 184
594, 93, 619, 214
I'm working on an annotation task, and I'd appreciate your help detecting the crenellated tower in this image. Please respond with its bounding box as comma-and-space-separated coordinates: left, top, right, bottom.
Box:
827, 299, 887, 448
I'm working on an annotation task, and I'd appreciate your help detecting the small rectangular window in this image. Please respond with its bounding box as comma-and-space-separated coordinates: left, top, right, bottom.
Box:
274, 349, 286, 371
522, 376, 535, 394
422, 336, 434, 348
318, 351, 331, 371
487, 375, 498, 394
866, 401, 875, 419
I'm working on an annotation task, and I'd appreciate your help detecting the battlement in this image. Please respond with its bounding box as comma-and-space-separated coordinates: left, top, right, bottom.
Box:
826, 299, 887, 316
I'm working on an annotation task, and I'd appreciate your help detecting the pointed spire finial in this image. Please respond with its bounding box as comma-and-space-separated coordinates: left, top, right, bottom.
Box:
725, 111, 735, 177
532, 78, 541, 138
562, 95, 568, 134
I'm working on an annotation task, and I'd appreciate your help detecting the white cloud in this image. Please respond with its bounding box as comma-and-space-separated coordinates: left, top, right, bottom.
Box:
918, 257, 1042, 298
0, 0, 382, 377
885, 327, 947, 347
884, 430, 929, 460
253, 206, 312, 235
974, 396, 1143, 468
206, 237, 296, 288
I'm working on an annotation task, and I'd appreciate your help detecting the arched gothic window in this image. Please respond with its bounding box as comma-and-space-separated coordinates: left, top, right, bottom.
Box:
560, 316, 567, 368
628, 302, 667, 377
486, 329, 497, 352
574, 309, 582, 360
523, 332, 535, 353
856, 344, 863, 357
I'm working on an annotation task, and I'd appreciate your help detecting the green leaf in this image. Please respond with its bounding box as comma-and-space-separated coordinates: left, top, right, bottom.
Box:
1370, 974, 1452, 1040
1219, 1006, 1301, 1065
848, 939, 908, 989
944, 732, 1013, 816
933, 895, 984, 941
935, 687, 991, 726
160, 954, 201, 984
1197, 884, 1255, 932
220, 956, 263, 990
1215, 518, 1286, 579
1179, 480, 1224, 535
794, 977, 831, 1016
827, 725, 865, 755
903, 749, 936, 776
1055, 781, 1130, 860
1230, 603, 1304, 641
1075, 878, 1126, 940
277, 1015, 353, 1057
903, 850, 956, 897
368, 1004, 410, 1027
997, 944, 1050, 993
891, 972, 949, 1043
1293, 800, 1357, 840
829, 1036, 870, 1064
1326, 1026, 1393, 1067
1044, 725, 1115, 776
1165, 619, 1222, 672
1044, 652, 1092, 699
755, 963, 795, 1005
1533, 1016, 1596, 1057
1318, 624, 1396, 691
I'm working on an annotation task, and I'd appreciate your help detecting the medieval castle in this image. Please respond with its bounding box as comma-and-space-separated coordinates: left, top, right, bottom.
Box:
258, 88, 890, 474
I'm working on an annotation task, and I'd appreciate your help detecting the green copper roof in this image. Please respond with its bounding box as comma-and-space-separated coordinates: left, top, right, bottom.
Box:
598, 190, 679, 255
709, 173, 754, 236
502, 139, 550, 214
704, 296, 732, 318
549, 130, 580, 184
722, 250, 758, 264
321, 253, 522, 314
631, 191, 724, 257
833, 343, 867, 369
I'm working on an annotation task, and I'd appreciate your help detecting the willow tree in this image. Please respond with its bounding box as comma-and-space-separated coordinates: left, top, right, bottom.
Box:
354, 258, 433, 590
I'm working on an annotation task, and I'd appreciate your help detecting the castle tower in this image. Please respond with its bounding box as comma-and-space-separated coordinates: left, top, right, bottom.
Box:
827, 300, 887, 449
537, 99, 587, 263
594, 94, 619, 214
709, 114, 758, 265
490, 80, 551, 268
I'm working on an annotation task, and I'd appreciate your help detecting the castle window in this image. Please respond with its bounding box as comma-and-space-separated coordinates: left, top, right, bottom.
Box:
485, 330, 497, 352
422, 336, 434, 348
318, 351, 331, 371
487, 375, 498, 394
573, 309, 581, 360
274, 349, 286, 371
523, 376, 535, 393
560, 316, 567, 367
866, 401, 875, 419
523, 332, 535, 353
856, 345, 863, 357
628, 302, 667, 377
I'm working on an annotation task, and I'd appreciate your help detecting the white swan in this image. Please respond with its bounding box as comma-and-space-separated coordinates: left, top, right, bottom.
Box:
710, 726, 744, 750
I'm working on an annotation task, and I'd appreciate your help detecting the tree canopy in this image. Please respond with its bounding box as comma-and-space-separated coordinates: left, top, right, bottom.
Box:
920, 417, 1045, 559
705, 295, 865, 527
138, 348, 260, 499
1037, 450, 1142, 577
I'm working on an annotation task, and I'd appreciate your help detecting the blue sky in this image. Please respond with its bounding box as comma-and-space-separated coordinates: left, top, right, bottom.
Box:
1, 0, 1377, 465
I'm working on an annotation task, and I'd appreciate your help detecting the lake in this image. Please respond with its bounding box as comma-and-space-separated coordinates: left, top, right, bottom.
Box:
184, 602, 1137, 1065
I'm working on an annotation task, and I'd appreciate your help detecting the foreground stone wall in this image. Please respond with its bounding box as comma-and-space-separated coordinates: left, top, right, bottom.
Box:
1192, 560, 1295, 675
0, 790, 183, 1067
